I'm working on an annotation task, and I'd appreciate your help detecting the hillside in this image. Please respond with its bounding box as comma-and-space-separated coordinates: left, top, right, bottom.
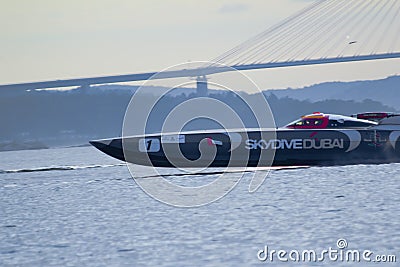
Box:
264, 75, 400, 110
0, 76, 398, 150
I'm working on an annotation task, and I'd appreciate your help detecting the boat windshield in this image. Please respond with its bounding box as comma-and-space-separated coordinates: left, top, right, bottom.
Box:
286, 117, 328, 129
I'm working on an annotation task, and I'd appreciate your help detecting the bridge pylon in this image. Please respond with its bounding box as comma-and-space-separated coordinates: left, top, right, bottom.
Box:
196, 75, 208, 96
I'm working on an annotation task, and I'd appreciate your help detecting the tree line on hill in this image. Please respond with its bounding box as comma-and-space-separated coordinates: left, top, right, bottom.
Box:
0, 86, 395, 150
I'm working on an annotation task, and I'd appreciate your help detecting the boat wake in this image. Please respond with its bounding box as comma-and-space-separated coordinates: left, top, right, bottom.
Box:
0, 164, 309, 176
134, 165, 310, 179
0, 164, 125, 174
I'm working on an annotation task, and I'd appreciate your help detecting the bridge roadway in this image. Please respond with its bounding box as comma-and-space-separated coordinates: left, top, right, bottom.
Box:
1, 52, 400, 91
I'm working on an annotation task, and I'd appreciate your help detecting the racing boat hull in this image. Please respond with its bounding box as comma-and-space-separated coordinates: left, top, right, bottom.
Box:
90, 128, 400, 167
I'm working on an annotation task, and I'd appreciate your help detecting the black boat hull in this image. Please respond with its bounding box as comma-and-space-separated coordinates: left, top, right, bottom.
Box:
90, 128, 400, 167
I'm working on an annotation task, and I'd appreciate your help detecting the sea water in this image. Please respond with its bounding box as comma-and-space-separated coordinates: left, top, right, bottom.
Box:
1, 147, 399, 266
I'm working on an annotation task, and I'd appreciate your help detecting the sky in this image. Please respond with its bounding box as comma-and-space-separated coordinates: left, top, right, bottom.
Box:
0, 0, 399, 90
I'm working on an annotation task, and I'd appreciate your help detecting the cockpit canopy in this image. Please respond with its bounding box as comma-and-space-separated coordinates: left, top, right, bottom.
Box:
285, 112, 377, 129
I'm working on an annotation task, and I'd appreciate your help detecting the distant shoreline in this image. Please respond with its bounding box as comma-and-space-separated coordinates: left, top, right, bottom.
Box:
0, 141, 93, 152
0, 140, 49, 152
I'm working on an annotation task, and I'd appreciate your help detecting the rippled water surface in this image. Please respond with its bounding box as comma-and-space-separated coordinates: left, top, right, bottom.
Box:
1, 147, 399, 266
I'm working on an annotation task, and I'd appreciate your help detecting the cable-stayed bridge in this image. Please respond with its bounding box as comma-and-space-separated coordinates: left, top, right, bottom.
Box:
1, 0, 399, 93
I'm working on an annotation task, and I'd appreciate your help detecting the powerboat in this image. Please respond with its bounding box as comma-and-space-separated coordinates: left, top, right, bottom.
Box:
90, 112, 400, 167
